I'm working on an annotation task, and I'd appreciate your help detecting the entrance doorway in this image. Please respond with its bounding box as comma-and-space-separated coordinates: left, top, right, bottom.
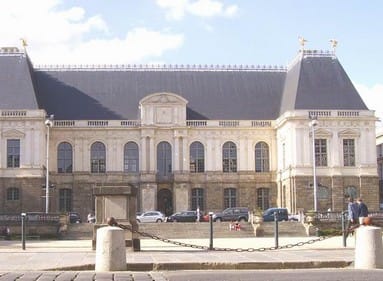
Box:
157, 189, 173, 216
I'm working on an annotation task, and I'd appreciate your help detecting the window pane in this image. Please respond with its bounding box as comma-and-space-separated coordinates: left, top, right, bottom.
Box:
224, 188, 236, 208
257, 188, 269, 210
343, 139, 355, 167
124, 142, 139, 172
59, 188, 72, 212
222, 142, 237, 173
91, 142, 106, 173
7, 187, 20, 201
255, 142, 270, 172
57, 142, 73, 173
190, 142, 205, 173
7, 139, 20, 168
157, 142, 172, 176
191, 188, 204, 211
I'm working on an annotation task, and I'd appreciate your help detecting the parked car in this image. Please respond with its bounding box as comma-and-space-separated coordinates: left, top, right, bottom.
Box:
166, 210, 202, 222
212, 207, 249, 222
69, 212, 81, 223
262, 207, 289, 222
136, 211, 165, 223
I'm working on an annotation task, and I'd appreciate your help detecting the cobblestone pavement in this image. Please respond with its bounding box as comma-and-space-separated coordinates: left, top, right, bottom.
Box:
0, 271, 167, 281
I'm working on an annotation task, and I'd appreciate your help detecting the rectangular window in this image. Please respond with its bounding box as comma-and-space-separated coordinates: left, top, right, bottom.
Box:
7, 139, 20, 168
191, 188, 204, 211
257, 188, 270, 210
343, 139, 355, 166
224, 188, 236, 209
59, 189, 72, 212
7, 187, 20, 201
315, 139, 327, 166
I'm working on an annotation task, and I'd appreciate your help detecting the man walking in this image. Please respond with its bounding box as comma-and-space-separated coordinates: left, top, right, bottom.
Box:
357, 198, 369, 225
346, 197, 358, 237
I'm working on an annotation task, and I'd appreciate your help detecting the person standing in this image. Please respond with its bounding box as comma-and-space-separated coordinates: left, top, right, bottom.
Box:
357, 198, 369, 225
346, 197, 358, 236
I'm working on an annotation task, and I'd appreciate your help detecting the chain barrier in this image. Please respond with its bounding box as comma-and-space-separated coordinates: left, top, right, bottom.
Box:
115, 222, 332, 252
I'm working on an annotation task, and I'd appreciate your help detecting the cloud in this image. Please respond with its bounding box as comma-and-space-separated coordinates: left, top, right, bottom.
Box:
156, 0, 238, 20
355, 83, 383, 127
0, 0, 184, 64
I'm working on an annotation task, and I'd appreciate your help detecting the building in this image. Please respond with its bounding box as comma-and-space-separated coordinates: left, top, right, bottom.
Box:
0, 46, 379, 219
377, 130, 383, 209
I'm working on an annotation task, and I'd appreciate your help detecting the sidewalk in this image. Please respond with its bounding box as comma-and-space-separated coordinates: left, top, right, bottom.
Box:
0, 236, 355, 271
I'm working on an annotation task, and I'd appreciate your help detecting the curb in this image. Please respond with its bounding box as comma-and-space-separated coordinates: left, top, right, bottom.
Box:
48, 261, 352, 271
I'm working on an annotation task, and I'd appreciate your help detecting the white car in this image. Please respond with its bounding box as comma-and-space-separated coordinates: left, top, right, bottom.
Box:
136, 211, 165, 223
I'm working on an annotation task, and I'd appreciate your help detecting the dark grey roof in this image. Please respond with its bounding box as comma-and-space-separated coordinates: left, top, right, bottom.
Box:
34, 69, 285, 120
0, 49, 369, 120
279, 52, 368, 115
0, 52, 39, 110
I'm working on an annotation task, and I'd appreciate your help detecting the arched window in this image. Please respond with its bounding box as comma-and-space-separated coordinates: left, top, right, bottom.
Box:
190, 141, 205, 173
124, 142, 139, 172
191, 188, 204, 211
91, 142, 106, 173
59, 188, 72, 212
224, 188, 237, 208
157, 141, 172, 176
255, 142, 270, 172
7, 187, 20, 201
257, 188, 270, 210
57, 142, 73, 173
222, 142, 237, 172
344, 186, 358, 200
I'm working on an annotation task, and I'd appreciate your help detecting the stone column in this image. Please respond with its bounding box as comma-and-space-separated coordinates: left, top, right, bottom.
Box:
95, 226, 126, 271
354, 226, 383, 269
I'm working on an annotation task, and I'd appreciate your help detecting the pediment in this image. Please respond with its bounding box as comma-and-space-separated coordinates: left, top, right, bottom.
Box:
338, 129, 360, 138
140, 92, 188, 106
2, 129, 25, 138
311, 128, 332, 138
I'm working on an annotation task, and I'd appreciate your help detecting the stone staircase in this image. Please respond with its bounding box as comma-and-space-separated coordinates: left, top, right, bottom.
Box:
59, 221, 308, 240
258, 221, 307, 237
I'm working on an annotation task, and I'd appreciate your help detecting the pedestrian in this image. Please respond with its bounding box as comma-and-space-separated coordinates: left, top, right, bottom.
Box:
357, 198, 368, 225
346, 197, 358, 236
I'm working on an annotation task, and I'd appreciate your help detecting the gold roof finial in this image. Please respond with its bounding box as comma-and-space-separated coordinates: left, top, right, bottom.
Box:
298, 36, 307, 51
329, 39, 338, 53
20, 38, 28, 48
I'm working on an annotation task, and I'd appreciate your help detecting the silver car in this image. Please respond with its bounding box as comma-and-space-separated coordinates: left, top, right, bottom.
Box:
136, 211, 165, 223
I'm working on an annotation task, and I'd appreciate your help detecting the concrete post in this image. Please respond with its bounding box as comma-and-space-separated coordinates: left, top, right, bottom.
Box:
354, 226, 383, 269
95, 226, 126, 271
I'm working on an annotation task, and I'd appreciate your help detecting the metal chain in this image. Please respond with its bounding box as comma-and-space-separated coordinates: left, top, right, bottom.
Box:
117, 223, 332, 252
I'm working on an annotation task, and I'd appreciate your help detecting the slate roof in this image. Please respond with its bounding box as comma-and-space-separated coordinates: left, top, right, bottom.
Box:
0, 51, 39, 110
0, 49, 368, 120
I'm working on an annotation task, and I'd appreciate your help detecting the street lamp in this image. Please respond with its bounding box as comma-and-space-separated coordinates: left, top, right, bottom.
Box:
310, 116, 318, 212
45, 115, 54, 213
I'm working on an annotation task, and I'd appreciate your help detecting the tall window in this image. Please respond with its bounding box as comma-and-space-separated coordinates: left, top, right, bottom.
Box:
191, 188, 204, 211
59, 188, 72, 212
7, 139, 20, 168
222, 142, 237, 172
255, 142, 270, 172
224, 188, 236, 208
7, 187, 20, 201
257, 188, 270, 210
124, 142, 139, 172
315, 139, 327, 166
343, 139, 355, 166
57, 142, 73, 173
190, 141, 205, 173
157, 141, 172, 176
91, 142, 106, 173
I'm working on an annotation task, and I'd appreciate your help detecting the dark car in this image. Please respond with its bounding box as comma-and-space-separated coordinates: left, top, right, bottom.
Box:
69, 212, 81, 223
166, 211, 201, 222
262, 208, 288, 222
212, 207, 249, 222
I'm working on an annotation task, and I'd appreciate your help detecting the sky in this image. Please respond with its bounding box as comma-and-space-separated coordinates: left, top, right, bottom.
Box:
1, 0, 382, 127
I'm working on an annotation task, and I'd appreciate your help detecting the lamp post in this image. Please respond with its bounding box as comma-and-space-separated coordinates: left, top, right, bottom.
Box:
310, 116, 318, 212
45, 115, 54, 213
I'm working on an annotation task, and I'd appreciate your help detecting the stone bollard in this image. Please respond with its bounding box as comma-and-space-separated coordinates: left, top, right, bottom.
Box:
95, 226, 126, 271
354, 226, 383, 269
